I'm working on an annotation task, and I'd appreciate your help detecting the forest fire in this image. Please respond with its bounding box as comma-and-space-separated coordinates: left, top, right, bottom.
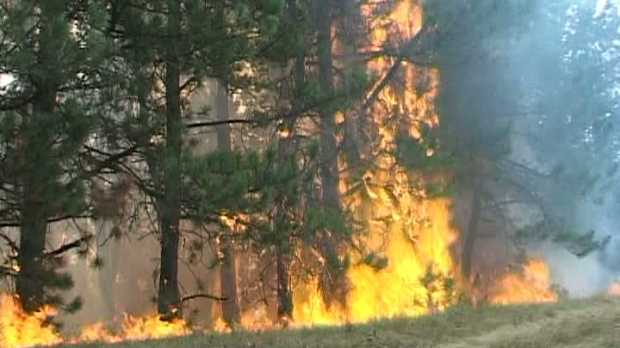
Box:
0, 1, 563, 347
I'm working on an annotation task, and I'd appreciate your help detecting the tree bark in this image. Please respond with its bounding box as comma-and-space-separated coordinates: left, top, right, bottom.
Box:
214, 80, 241, 327
17, 176, 48, 313
272, 0, 309, 321
16, 5, 59, 313
275, 240, 293, 321
461, 180, 482, 282
97, 220, 120, 323
157, 0, 182, 318
316, 0, 347, 309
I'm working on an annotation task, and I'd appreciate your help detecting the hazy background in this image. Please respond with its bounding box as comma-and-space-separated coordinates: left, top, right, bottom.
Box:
507, 0, 620, 297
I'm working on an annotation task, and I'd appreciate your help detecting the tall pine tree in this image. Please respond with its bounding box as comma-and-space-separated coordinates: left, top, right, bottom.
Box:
0, 0, 114, 312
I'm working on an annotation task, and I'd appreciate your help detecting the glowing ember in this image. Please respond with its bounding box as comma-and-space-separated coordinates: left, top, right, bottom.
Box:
489, 259, 558, 305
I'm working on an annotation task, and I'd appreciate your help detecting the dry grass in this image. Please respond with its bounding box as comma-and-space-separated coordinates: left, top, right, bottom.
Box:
62, 296, 620, 348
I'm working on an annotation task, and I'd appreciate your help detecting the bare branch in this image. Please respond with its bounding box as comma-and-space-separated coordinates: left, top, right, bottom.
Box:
45, 235, 91, 259
179, 293, 227, 303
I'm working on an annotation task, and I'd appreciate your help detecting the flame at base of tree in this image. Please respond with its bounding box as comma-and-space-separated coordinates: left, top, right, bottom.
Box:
488, 259, 558, 305
0, 295, 62, 348
291, 198, 459, 325
281, 0, 458, 326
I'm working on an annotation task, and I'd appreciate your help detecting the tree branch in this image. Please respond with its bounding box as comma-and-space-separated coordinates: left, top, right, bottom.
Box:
179, 293, 228, 303
45, 235, 91, 259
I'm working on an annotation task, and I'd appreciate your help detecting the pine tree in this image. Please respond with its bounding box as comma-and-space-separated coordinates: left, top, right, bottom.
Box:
0, 0, 114, 312
315, 0, 348, 309
427, 0, 609, 282
109, 0, 288, 319
214, 78, 241, 327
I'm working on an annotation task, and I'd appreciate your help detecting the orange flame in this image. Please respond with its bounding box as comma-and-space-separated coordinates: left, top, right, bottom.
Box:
609, 281, 620, 296
0, 295, 62, 348
288, 0, 456, 326
0, 294, 191, 347
489, 259, 558, 305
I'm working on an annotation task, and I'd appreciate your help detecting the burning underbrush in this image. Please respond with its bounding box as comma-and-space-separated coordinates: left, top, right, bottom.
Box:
0, 294, 193, 348
0, 257, 563, 348
488, 259, 558, 305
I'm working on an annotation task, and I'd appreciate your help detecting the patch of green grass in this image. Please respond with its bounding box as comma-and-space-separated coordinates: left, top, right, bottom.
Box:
61, 297, 620, 348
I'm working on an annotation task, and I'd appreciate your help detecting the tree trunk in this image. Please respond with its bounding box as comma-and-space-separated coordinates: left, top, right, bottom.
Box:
317, 0, 339, 210
275, 240, 293, 321
16, 6, 59, 313
214, 80, 241, 327
272, 0, 308, 321
274, 141, 293, 322
17, 182, 48, 313
316, 0, 347, 309
461, 181, 482, 283
157, 0, 182, 318
97, 219, 120, 323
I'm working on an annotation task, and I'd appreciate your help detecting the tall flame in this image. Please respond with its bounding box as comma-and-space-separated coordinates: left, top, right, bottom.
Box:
291, 0, 457, 325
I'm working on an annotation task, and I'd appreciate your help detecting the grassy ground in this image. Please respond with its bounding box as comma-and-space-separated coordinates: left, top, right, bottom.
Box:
62, 296, 620, 348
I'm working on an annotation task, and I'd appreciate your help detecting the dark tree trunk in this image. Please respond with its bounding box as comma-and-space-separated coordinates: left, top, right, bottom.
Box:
272, 0, 308, 321
461, 181, 482, 282
97, 220, 120, 322
317, 0, 339, 210
273, 133, 295, 322
157, 0, 182, 318
17, 182, 48, 313
214, 80, 241, 327
316, 0, 347, 309
16, 7, 59, 313
275, 240, 293, 321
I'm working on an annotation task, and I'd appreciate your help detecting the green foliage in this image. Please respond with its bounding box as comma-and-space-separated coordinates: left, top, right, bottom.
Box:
394, 131, 455, 172
515, 220, 611, 258
0, 0, 117, 312
416, 263, 460, 311
393, 131, 456, 199
183, 149, 262, 220
423, 0, 536, 60
333, 67, 373, 112
300, 206, 351, 241
360, 251, 389, 271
